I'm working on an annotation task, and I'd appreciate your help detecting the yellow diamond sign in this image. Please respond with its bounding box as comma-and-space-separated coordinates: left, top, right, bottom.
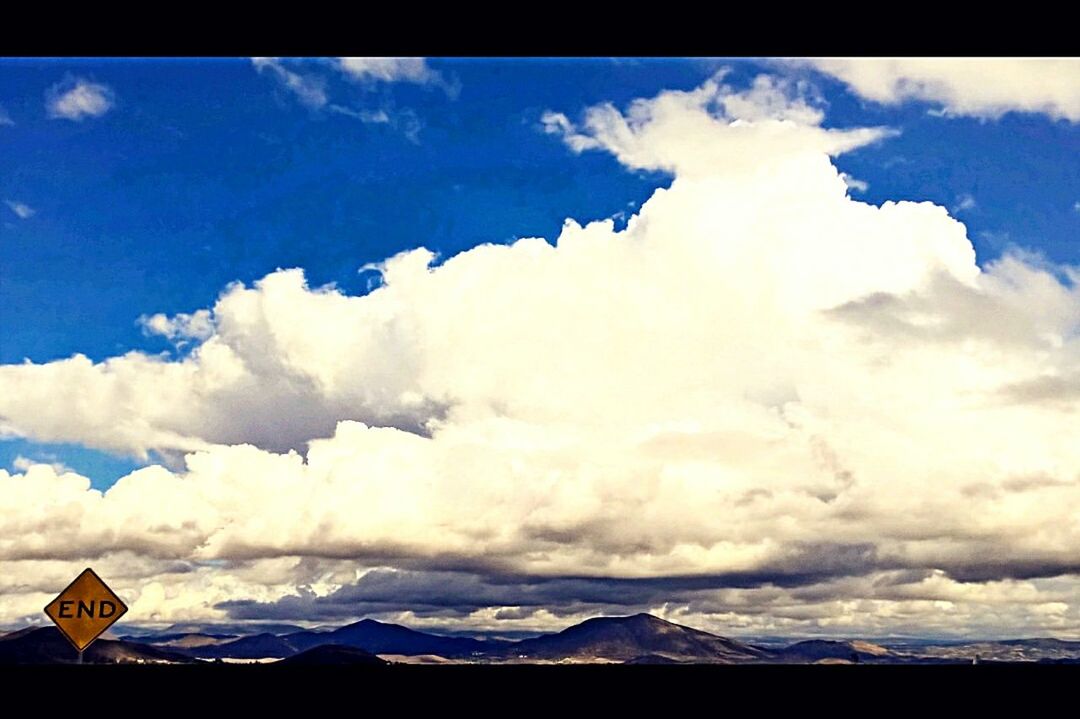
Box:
44, 568, 129, 652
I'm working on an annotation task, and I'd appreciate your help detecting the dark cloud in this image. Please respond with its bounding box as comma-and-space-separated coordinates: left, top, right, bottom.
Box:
870, 569, 935, 588
217, 542, 899, 622
216, 536, 1080, 625
220, 570, 666, 621
937, 559, 1080, 584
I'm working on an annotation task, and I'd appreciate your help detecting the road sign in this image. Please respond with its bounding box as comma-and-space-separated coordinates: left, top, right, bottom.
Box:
44, 568, 129, 653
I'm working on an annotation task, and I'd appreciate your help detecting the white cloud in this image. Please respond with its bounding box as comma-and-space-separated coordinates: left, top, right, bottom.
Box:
11, 455, 73, 475
4, 200, 35, 219
3, 74, 1080, 633
0, 106, 13, 126
252, 58, 439, 137
808, 58, 1080, 121
953, 193, 977, 213
9, 457, 33, 472
336, 57, 437, 85
839, 173, 869, 193
46, 77, 114, 121
543, 71, 894, 177
540, 111, 575, 137
328, 104, 390, 124
252, 58, 328, 109
138, 309, 215, 343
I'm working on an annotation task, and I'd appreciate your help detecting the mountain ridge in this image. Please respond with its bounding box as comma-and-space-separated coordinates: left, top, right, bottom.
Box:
7, 613, 1080, 664
489, 612, 772, 664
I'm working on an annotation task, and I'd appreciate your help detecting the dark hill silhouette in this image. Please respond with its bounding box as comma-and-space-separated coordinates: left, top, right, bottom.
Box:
776, 639, 892, 663
289, 618, 505, 657
187, 618, 508, 660
0, 627, 193, 664
275, 644, 388, 666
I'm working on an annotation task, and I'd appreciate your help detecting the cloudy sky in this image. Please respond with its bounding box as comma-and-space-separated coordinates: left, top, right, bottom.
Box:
2, 58, 1079, 639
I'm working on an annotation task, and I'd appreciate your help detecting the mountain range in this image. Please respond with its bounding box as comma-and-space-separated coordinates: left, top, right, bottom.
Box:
4, 612, 1079, 665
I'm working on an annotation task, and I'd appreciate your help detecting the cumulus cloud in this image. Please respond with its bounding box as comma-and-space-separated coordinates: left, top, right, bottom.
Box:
543, 72, 894, 177
138, 309, 215, 344
808, 58, 1080, 121
3, 72, 1080, 635
4, 200, 35, 219
46, 77, 114, 121
0, 106, 13, 126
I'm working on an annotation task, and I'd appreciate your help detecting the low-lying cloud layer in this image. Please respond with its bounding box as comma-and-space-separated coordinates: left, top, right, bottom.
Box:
3, 69, 1079, 636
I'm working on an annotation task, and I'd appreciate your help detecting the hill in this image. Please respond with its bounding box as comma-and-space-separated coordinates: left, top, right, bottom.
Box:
495, 613, 771, 663
186, 618, 507, 660
275, 644, 388, 666
777, 639, 892, 664
0, 627, 194, 664
288, 618, 503, 657
188, 631, 306, 660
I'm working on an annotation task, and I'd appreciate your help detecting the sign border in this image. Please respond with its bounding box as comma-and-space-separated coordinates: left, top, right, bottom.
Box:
44, 567, 129, 654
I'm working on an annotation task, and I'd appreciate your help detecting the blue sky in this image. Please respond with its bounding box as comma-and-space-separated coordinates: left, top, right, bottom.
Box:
3, 58, 1078, 489
3, 58, 1080, 636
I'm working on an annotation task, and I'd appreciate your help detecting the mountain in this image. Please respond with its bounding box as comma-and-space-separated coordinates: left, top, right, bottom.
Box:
0, 627, 194, 664
276, 644, 388, 666
999, 638, 1080, 648
184, 632, 307, 660
185, 618, 508, 660
27, 610, 1077, 665
182, 613, 778, 664
288, 618, 505, 657
494, 613, 771, 663
777, 639, 892, 664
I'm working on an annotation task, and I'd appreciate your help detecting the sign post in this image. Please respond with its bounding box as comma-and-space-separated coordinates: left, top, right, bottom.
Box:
44, 568, 129, 661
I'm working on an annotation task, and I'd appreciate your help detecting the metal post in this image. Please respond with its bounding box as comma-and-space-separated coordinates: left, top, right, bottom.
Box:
77, 650, 83, 665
